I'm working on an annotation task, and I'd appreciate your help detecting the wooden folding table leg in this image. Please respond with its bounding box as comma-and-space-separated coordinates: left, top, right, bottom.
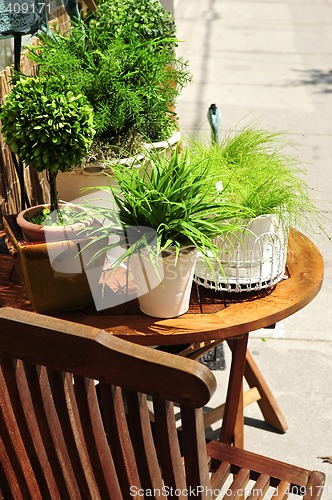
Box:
219, 334, 248, 447
244, 349, 288, 433
233, 383, 244, 449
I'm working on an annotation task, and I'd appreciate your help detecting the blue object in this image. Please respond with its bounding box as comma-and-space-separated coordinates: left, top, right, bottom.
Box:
0, 0, 80, 39
207, 103, 220, 145
62, 0, 80, 21
0, 0, 48, 37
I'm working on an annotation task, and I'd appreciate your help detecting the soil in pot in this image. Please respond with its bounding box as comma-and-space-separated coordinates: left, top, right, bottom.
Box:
16, 203, 98, 243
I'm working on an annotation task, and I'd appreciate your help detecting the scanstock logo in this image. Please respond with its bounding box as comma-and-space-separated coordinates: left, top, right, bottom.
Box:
43, 190, 163, 311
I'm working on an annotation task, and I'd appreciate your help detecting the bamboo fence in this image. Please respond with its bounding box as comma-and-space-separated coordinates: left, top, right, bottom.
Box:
0, 6, 71, 224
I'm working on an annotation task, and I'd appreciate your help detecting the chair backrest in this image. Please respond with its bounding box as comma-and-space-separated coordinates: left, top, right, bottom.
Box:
0, 307, 216, 499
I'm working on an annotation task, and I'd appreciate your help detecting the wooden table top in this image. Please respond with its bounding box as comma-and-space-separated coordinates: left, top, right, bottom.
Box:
0, 228, 324, 346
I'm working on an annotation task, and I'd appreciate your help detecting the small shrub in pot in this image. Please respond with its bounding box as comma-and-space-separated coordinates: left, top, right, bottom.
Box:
0, 74, 95, 220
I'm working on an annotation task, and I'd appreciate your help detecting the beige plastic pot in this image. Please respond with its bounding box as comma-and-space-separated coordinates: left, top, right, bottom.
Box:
129, 245, 197, 318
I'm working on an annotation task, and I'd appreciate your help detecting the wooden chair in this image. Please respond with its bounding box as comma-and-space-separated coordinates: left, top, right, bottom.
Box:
0, 308, 325, 499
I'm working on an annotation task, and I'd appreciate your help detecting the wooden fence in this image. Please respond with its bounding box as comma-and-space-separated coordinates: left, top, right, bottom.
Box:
0, 6, 71, 222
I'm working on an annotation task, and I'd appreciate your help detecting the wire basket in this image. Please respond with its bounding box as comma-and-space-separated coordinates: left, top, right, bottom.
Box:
194, 215, 289, 293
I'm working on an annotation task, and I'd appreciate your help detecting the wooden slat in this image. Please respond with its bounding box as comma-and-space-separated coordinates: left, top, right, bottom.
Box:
246, 473, 270, 499
271, 480, 290, 499
14, 361, 60, 499
73, 376, 122, 499
152, 398, 187, 498
226, 467, 250, 500
0, 435, 25, 500
210, 461, 231, 492
206, 441, 311, 488
180, 406, 211, 500
48, 370, 101, 499
100, 384, 141, 499
124, 391, 164, 497
25, 363, 81, 498
0, 358, 40, 499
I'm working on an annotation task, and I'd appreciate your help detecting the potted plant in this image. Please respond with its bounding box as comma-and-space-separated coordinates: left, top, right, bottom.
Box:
27, 0, 191, 200
189, 126, 325, 291
91, 0, 177, 47
82, 0, 184, 143
0, 74, 95, 238
89, 148, 253, 318
0, 74, 103, 314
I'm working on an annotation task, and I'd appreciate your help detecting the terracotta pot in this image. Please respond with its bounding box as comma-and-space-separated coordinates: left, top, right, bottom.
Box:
4, 213, 107, 315
16, 204, 97, 243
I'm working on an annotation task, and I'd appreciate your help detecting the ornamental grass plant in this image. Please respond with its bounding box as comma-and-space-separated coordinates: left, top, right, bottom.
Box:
189, 127, 327, 237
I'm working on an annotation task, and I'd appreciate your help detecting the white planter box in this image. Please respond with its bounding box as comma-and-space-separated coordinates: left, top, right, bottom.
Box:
56, 131, 181, 202
194, 215, 289, 293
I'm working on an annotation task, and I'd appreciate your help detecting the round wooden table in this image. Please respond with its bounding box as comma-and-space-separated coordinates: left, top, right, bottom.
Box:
0, 225, 324, 446
55, 229, 324, 346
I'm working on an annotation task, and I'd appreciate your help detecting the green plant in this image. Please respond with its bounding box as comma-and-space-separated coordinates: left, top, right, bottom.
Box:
0, 75, 95, 214
189, 127, 325, 235
27, 2, 191, 156
88, 148, 253, 271
91, 0, 176, 47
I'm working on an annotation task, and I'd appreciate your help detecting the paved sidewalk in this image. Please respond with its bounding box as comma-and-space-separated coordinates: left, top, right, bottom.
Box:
175, 0, 332, 496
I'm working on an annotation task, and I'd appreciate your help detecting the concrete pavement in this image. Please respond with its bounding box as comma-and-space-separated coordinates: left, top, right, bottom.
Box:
174, 0, 332, 496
